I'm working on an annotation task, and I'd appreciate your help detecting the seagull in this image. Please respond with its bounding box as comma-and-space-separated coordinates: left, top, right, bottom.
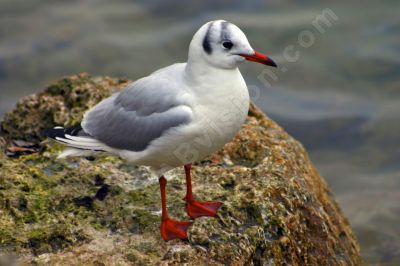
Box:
44, 20, 277, 241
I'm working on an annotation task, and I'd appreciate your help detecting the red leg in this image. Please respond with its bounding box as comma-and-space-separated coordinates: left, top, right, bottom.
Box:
184, 164, 222, 219
159, 176, 192, 241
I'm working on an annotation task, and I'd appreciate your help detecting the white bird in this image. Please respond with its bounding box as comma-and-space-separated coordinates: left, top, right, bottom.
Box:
44, 20, 277, 241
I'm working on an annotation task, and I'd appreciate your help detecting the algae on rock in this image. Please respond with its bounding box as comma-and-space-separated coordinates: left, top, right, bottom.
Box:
0, 73, 361, 265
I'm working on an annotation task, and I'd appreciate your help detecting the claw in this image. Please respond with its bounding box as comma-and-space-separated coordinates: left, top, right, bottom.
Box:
183, 164, 222, 219
186, 199, 222, 219
160, 218, 192, 241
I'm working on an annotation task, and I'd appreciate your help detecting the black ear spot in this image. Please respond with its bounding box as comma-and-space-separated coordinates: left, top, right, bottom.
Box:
202, 23, 213, 54
222, 41, 233, 50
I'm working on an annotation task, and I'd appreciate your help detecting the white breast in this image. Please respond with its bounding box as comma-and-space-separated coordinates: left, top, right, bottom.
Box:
123, 66, 250, 170
174, 67, 250, 164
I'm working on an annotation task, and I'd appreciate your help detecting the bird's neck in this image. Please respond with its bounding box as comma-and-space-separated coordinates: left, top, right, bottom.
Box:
184, 58, 240, 85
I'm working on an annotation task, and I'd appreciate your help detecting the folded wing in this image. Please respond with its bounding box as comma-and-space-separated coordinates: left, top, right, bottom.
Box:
82, 77, 192, 152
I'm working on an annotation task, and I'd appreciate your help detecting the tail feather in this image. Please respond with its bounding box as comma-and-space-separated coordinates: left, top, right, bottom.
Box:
57, 147, 94, 159
43, 125, 108, 157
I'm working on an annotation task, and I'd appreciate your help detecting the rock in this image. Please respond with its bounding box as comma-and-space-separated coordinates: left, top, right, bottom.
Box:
0, 74, 361, 265
0, 73, 130, 142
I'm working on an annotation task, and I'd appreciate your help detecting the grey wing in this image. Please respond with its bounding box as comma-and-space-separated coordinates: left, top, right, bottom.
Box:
81, 77, 192, 152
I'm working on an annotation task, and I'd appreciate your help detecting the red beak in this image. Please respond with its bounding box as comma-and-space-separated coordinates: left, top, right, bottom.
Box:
240, 51, 277, 67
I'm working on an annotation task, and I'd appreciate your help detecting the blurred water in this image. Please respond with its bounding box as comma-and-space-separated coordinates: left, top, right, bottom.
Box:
0, 0, 399, 263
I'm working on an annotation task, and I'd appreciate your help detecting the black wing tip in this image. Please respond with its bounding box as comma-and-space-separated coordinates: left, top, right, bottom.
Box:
65, 124, 83, 136
42, 127, 65, 139
43, 124, 89, 139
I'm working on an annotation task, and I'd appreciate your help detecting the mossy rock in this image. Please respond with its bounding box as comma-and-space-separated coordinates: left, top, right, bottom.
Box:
0, 74, 361, 265
0, 73, 129, 142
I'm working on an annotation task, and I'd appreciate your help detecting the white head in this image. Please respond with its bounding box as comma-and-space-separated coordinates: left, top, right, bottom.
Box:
188, 20, 277, 70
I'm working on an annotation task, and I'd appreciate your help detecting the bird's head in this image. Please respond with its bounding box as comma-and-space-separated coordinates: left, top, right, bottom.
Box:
188, 20, 277, 69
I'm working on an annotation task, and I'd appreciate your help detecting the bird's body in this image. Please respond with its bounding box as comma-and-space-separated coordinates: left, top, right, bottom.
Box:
77, 63, 249, 172
44, 20, 276, 241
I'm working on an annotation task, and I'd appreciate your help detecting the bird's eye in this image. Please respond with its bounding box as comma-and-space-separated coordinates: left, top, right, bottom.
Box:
222, 41, 233, 49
